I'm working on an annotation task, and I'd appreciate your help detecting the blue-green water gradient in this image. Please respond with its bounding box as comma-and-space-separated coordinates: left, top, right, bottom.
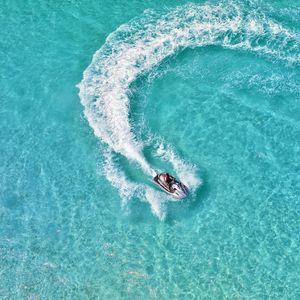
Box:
1, 0, 299, 298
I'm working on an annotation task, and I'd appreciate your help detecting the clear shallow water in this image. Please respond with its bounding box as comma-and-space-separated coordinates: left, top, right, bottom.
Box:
0, 0, 299, 299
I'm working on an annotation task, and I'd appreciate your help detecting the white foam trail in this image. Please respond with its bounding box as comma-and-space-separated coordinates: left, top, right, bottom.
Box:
103, 150, 167, 220
79, 2, 299, 218
102, 151, 140, 208
155, 143, 202, 191
145, 187, 167, 220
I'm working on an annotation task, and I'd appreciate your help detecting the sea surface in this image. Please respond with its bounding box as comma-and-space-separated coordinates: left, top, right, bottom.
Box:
0, 0, 299, 298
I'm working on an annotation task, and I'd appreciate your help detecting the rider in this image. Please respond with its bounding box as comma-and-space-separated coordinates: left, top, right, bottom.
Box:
165, 173, 174, 188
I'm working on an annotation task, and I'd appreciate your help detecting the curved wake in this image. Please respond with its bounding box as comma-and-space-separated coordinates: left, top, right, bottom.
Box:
79, 2, 299, 219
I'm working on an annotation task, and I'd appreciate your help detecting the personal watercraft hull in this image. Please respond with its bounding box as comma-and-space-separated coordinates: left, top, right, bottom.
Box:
153, 173, 189, 199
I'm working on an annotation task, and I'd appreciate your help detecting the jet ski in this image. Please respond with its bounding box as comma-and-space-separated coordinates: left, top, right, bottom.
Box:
153, 172, 189, 199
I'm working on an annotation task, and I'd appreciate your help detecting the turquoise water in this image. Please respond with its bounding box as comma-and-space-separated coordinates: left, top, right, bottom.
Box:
1, 0, 299, 298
